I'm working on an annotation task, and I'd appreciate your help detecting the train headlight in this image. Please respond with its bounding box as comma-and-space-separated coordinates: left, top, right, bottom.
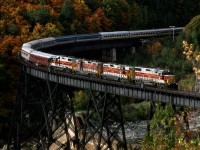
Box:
167, 76, 175, 84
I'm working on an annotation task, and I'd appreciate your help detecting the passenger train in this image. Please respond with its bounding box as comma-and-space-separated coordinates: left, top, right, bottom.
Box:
20, 27, 182, 89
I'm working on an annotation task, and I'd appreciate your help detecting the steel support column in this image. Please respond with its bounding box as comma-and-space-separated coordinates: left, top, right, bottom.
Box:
147, 93, 155, 133
8, 65, 79, 150
81, 90, 127, 150
8, 65, 27, 150
63, 92, 80, 150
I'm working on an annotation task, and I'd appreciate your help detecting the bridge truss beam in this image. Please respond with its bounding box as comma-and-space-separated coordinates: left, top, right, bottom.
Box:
8, 66, 80, 150
81, 90, 127, 150
8, 65, 128, 150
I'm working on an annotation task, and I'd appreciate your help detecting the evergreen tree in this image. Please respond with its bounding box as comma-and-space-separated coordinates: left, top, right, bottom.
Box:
61, 0, 74, 22
60, 0, 75, 34
185, 15, 200, 51
102, 0, 130, 30
27, 8, 51, 26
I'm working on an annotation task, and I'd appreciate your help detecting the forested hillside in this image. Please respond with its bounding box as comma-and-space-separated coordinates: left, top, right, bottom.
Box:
1, 0, 200, 147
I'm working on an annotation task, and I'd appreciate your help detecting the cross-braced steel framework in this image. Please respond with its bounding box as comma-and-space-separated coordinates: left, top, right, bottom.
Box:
8, 66, 80, 149
81, 90, 127, 150
8, 66, 128, 150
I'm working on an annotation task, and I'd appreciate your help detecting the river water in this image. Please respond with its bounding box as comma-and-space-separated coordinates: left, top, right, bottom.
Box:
117, 120, 148, 144
121, 110, 200, 144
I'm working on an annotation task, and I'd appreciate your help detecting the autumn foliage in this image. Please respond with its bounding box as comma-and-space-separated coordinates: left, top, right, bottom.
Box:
183, 41, 200, 79
0, 0, 199, 56
85, 8, 112, 32
183, 16, 200, 80
0, 0, 114, 55
0, 0, 200, 146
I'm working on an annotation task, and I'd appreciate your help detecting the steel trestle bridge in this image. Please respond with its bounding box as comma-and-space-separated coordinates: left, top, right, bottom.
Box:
8, 27, 200, 150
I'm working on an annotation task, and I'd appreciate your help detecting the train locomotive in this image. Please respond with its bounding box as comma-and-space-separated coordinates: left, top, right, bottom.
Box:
20, 27, 182, 89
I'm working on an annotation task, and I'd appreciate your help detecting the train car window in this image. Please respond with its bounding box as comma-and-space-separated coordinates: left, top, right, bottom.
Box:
135, 68, 141, 71
146, 69, 150, 71
68, 58, 72, 61
162, 70, 173, 75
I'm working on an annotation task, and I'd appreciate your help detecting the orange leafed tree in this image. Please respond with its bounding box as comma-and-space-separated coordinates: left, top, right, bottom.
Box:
85, 13, 101, 32
50, 0, 64, 12
147, 40, 162, 55
73, 0, 90, 22
0, 1, 31, 54
31, 23, 62, 39
85, 8, 112, 32
0, 36, 22, 56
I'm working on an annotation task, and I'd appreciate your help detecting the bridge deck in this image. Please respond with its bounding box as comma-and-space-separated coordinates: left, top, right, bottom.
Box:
21, 58, 200, 108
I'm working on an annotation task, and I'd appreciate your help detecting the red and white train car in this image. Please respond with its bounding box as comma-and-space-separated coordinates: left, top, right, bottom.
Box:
135, 66, 176, 87
51, 56, 81, 71
102, 63, 135, 81
21, 46, 34, 61
21, 44, 60, 68
81, 60, 103, 76
29, 51, 58, 67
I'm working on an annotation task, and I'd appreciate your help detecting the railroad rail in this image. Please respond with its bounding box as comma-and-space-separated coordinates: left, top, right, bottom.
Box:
20, 57, 200, 108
